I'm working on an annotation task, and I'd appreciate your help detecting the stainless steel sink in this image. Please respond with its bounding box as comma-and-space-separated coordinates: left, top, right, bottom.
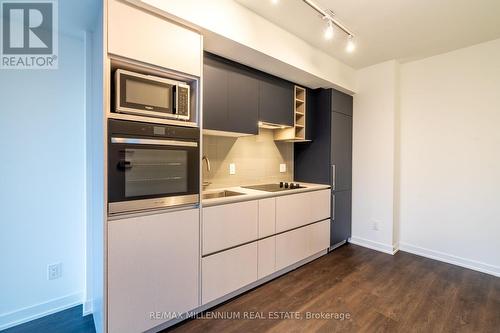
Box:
202, 190, 245, 200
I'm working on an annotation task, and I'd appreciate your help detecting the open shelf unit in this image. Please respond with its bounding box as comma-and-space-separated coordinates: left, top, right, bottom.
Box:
275, 85, 309, 142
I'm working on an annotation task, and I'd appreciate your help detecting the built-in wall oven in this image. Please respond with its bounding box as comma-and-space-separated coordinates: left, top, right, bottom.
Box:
108, 119, 199, 215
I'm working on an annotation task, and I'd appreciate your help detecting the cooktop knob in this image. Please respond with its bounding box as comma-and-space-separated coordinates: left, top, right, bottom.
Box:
284, 182, 289, 188
279, 182, 284, 188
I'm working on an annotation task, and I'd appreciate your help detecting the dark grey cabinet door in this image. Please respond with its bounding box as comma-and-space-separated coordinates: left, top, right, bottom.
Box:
227, 67, 259, 135
331, 190, 352, 246
258, 76, 294, 126
203, 53, 258, 135
331, 89, 353, 116
203, 56, 228, 132
331, 112, 352, 192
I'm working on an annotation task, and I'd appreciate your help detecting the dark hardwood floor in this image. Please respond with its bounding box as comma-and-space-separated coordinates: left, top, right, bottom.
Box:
165, 244, 500, 333
1, 305, 95, 333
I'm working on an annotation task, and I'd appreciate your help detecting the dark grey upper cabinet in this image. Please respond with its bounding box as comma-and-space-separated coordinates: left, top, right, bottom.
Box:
258, 75, 294, 126
331, 89, 353, 116
203, 53, 258, 135
203, 56, 228, 132
331, 111, 352, 192
227, 66, 259, 135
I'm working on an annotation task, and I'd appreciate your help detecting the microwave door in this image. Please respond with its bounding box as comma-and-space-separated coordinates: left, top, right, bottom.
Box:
116, 70, 176, 119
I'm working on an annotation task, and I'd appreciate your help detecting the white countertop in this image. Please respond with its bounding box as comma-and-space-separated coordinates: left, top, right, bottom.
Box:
202, 182, 331, 207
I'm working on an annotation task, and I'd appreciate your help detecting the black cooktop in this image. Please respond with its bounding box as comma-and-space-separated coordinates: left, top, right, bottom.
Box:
242, 183, 304, 192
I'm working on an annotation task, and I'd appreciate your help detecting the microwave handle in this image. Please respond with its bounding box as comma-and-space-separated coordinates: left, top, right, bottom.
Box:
172, 85, 177, 114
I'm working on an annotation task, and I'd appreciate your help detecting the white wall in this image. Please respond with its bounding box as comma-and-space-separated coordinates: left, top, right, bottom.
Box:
351, 61, 399, 254
0, 33, 87, 329
131, 0, 356, 93
399, 39, 500, 276
353, 39, 500, 276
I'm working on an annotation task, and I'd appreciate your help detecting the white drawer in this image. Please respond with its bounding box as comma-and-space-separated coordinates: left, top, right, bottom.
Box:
203, 201, 258, 255
275, 219, 330, 271
276, 189, 330, 232
202, 242, 258, 304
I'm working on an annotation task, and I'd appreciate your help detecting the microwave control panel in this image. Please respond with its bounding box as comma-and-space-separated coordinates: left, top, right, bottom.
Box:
176, 86, 190, 119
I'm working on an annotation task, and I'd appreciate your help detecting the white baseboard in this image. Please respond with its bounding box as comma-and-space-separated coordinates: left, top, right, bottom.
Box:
0, 292, 83, 330
83, 299, 93, 316
349, 236, 399, 255
399, 242, 500, 277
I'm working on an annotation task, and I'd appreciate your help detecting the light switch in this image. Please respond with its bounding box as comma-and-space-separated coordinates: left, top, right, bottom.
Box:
229, 163, 236, 175
280, 164, 287, 173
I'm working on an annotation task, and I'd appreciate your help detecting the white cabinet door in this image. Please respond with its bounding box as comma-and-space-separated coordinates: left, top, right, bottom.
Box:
275, 192, 311, 233
275, 220, 330, 271
276, 190, 331, 233
108, 208, 199, 333
203, 201, 258, 255
275, 226, 309, 271
258, 237, 276, 279
308, 219, 330, 255
258, 198, 276, 238
202, 243, 258, 304
309, 189, 331, 223
108, 0, 202, 76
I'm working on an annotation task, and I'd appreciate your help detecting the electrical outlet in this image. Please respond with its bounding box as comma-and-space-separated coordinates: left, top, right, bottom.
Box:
48, 263, 62, 280
280, 163, 287, 173
229, 163, 236, 175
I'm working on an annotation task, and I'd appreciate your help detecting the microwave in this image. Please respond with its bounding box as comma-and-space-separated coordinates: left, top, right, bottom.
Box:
115, 69, 190, 120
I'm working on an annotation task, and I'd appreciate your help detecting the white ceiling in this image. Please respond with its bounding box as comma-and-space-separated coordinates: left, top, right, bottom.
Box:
236, 0, 500, 69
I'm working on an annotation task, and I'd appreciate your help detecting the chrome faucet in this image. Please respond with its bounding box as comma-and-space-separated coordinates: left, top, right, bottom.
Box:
202, 155, 211, 172
202, 155, 211, 188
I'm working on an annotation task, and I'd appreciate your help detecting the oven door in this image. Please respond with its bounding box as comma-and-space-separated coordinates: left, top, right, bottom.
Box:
108, 136, 200, 215
116, 69, 177, 119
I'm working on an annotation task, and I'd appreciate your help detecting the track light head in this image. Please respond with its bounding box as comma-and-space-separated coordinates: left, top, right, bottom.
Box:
324, 20, 334, 40
346, 35, 355, 53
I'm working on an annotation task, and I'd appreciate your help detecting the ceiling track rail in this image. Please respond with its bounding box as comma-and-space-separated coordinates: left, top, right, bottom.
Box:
301, 0, 355, 37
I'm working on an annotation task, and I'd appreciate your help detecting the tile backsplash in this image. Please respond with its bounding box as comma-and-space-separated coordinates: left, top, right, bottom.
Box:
202, 129, 293, 189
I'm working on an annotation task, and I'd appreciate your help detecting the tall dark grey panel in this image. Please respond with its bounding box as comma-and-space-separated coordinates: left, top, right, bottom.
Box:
331, 190, 352, 246
294, 88, 353, 249
331, 112, 352, 192
331, 89, 353, 116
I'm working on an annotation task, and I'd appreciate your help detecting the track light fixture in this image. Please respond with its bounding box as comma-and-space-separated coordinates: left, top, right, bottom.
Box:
301, 0, 356, 53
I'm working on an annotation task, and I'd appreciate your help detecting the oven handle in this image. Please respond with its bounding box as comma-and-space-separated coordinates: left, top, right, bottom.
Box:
111, 137, 198, 147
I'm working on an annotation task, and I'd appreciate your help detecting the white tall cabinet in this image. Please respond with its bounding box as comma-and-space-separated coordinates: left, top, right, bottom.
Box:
101, 1, 204, 333
107, 209, 199, 333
